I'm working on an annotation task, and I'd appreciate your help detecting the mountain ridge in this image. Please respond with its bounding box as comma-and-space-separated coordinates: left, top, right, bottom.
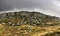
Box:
0, 11, 60, 36
0, 11, 60, 26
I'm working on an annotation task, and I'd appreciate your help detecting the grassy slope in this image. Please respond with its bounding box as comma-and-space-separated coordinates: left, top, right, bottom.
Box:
0, 11, 60, 36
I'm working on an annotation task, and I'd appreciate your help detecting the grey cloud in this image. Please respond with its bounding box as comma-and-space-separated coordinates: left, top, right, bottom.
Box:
0, 0, 60, 17
0, 0, 54, 10
0, 0, 14, 11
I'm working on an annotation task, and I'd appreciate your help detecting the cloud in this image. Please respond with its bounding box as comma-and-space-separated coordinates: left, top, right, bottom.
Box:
0, 0, 60, 17
0, 0, 54, 10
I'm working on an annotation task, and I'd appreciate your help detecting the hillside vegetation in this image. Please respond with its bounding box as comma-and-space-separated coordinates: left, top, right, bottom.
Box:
0, 11, 60, 36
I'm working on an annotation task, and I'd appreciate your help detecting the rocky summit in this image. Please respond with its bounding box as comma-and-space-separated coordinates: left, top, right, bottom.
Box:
0, 11, 60, 36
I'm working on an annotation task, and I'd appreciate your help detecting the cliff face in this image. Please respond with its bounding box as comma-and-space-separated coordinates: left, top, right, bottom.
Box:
0, 11, 60, 36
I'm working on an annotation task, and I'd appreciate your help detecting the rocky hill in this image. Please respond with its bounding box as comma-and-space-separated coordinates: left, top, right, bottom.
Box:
0, 11, 60, 26
0, 11, 60, 36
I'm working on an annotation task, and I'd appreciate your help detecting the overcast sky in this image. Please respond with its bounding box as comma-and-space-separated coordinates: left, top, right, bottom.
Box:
0, 0, 60, 17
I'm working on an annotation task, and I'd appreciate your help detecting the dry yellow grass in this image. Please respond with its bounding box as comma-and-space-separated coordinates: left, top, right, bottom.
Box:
0, 23, 60, 36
